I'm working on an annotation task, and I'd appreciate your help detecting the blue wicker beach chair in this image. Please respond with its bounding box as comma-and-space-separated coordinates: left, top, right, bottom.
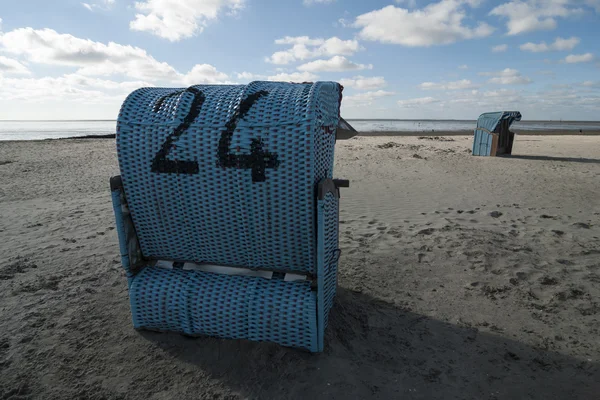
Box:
110, 81, 355, 352
472, 111, 522, 156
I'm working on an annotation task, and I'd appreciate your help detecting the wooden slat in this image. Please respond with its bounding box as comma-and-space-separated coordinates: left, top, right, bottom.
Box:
491, 134, 498, 156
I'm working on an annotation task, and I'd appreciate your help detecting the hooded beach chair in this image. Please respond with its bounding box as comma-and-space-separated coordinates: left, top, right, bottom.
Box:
110, 81, 355, 352
472, 111, 522, 156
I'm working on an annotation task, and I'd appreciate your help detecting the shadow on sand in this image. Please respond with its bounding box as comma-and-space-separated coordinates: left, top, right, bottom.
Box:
139, 288, 599, 400
502, 154, 600, 164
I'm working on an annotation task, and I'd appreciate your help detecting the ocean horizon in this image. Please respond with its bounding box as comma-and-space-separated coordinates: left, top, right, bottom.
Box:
1, 119, 600, 141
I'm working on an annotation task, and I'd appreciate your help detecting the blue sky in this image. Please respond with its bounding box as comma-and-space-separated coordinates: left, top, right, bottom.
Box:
0, 0, 598, 120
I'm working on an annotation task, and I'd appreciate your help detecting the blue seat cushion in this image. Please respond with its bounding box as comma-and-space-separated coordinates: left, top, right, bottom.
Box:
129, 266, 318, 351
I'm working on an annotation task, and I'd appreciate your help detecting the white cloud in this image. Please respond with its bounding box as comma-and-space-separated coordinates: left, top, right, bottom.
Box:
0, 73, 150, 103
492, 44, 508, 52
482, 89, 520, 99
266, 71, 318, 82
446, 88, 524, 107
563, 53, 594, 63
339, 76, 386, 90
490, 0, 586, 36
344, 90, 395, 106
297, 56, 372, 72
458, 64, 468, 69
0, 56, 30, 75
266, 36, 361, 65
520, 36, 580, 52
480, 68, 532, 85
388, 84, 600, 118
337, 18, 351, 27
0, 27, 176, 81
275, 37, 324, 46
397, 97, 440, 107
182, 64, 229, 85
129, 0, 245, 41
353, 2, 494, 47
0, 27, 229, 84
82, 0, 115, 12
235, 71, 268, 82
444, 86, 600, 114
419, 79, 478, 90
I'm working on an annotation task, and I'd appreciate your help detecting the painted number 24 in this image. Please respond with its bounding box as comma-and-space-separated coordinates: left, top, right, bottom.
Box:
151, 88, 279, 183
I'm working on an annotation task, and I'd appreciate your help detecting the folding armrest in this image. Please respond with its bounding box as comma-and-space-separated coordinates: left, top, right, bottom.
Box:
316, 177, 347, 351
110, 175, 144, 284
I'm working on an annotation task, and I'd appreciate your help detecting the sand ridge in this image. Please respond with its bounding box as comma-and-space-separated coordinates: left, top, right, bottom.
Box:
0, 135, 599, 399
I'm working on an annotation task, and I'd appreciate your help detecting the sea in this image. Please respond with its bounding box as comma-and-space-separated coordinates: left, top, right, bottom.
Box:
1, 119, 600, 141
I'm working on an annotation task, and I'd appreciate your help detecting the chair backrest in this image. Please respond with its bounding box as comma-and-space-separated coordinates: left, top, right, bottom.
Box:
116, 81, 341, 274
476, 111, 522, 133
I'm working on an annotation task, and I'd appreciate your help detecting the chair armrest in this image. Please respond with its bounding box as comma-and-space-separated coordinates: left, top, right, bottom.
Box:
110, 176, 144, 280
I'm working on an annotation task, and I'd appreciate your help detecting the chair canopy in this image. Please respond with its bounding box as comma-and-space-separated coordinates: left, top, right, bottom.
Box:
476, 111, 522, 133
116, 81, 342, 275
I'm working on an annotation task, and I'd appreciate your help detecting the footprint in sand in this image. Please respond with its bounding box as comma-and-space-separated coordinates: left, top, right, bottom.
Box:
557, 259, 575, 266
573, 222, 592, 229
0, 258, 38, 280
387, 228, 402, 239
540, 276, 558, 285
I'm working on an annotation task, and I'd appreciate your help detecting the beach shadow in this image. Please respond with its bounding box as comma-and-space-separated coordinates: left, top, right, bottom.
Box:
501, 154, 600, 164
139, 288, 599, 400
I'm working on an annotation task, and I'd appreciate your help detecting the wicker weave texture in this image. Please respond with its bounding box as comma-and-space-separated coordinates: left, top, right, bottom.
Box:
129, 266, 318, 351
117, 81, 341, 274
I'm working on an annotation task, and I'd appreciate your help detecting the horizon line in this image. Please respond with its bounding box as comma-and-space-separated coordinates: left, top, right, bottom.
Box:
1, 119, 600, 123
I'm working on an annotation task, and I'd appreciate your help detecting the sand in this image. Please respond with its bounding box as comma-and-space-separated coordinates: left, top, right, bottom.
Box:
0, 135, 599, 399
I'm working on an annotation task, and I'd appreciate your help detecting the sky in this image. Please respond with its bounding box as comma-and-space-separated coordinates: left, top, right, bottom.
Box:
0, 0, 598, 120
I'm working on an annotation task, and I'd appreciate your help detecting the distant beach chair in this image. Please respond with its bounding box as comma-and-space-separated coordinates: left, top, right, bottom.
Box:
472, 111, 522, 156
110, 81, 355, 352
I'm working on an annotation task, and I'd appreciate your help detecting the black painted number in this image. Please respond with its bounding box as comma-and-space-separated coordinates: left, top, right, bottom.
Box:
217, 90, 279, 182
151, 87, 205, 174
151, 87, 279, 182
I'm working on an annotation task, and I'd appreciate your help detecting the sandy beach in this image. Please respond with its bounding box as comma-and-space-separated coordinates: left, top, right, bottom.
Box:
1, 134, 599, 399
